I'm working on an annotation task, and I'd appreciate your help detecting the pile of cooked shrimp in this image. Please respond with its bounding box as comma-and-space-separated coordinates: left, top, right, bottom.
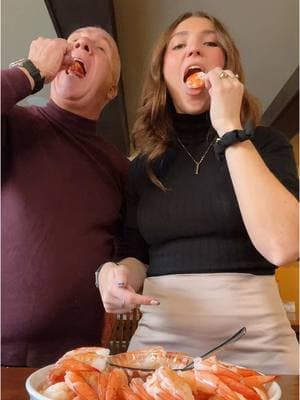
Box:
40, 346, 276, 400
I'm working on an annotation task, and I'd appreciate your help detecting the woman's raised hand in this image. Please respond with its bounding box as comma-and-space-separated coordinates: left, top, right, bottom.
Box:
206, 67, 244, 136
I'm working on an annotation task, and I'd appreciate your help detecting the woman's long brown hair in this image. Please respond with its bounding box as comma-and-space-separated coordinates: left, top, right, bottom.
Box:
132, 11, 261, 189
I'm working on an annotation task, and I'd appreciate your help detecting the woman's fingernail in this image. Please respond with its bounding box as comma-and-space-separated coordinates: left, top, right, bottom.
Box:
150, 300, 160, 305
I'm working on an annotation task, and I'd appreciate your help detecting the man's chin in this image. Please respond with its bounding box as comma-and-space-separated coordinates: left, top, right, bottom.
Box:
51, 82, 87, 103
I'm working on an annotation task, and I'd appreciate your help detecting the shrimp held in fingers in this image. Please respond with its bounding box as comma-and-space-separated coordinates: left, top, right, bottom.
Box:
185, 71, 206, 90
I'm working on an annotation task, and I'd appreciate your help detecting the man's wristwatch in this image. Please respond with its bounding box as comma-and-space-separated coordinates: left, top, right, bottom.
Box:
214, 129, 254, 161
9, 58, 45, 94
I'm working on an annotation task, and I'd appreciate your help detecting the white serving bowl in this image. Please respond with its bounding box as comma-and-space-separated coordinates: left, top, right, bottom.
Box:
25, 365, 53, 400
26, 363, 282, 400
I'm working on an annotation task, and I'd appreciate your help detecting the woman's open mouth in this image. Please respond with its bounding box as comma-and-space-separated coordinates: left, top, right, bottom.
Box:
183, 66, 206, 89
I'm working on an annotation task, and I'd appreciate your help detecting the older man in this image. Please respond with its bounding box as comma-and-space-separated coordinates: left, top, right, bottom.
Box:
1, 26, 128, 367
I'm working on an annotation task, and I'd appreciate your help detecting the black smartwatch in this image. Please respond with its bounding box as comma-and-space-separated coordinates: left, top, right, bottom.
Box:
9, 58, 45, 94
214, 129, 254, 161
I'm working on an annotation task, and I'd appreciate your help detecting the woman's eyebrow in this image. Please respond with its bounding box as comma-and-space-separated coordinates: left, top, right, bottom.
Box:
170, 29, 216, 39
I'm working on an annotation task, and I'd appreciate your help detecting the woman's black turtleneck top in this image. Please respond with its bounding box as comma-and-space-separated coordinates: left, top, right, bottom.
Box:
116, 112, 298, 276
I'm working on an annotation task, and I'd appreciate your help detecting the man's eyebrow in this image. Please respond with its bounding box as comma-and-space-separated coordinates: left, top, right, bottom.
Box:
170, 29, 216, 39
100, 36, 112, 47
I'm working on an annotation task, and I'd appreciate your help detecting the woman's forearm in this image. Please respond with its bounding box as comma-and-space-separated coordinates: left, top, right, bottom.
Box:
225, 140, 299, 265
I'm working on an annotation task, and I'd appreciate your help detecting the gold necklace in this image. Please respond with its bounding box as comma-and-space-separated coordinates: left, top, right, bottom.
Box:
176, 136, 215, 175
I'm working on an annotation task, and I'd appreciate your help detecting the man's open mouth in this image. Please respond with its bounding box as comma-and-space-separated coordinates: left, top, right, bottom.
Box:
66, 59, 86, 78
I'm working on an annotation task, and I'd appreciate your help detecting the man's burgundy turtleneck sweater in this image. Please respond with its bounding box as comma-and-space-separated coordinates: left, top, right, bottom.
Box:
1, 68, 129, 367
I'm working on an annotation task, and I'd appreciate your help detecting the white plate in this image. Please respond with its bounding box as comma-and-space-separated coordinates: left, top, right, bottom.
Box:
26, 364, 282, 400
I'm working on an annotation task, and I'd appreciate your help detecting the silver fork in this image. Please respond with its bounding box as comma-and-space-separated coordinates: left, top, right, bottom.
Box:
177, 326, 247, 371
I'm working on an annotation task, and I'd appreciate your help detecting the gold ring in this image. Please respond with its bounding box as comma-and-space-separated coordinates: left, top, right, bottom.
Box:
219, 71, 230, 79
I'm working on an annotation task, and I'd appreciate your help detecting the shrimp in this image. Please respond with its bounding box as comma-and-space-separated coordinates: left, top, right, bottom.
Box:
97, 370, 109, 400
194, 356, 245, 381
193, 357, 275, 400
105, 368, 128, 400
79, 371, 100, 393
109, 346, 167, 369
178, 370, 209, 399
41, 382, 76, 400
64, 370, 99, 400
48, 346, 110, 383
185, 71, 206, 90
218, 376, 262, 400
121, 385, 144, 400
193, 370, 239, 400
61, 346, 110, 371
130, 377, 155, 400
48, 357, 98, 384
144, 366, 195, 400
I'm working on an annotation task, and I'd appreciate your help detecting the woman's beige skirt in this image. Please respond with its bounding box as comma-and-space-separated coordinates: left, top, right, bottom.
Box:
128, 273, 299, 374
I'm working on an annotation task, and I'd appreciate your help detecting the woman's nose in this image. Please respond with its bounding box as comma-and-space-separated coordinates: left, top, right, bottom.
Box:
187, 48, 201, 57
187, 41, 202, 57
74, 38, 92, 53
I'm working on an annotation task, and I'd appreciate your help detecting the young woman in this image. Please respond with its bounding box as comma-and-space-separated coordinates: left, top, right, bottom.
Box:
97, 12, 299, 374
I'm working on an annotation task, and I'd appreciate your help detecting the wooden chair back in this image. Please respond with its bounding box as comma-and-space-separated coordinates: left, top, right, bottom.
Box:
101, 309, 141, 354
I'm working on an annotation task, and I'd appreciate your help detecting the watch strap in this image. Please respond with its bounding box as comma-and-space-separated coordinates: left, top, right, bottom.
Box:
214, 129, 254, 161
9, 58, 45, 94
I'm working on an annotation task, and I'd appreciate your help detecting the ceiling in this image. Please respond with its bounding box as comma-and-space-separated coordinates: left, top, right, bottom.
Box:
2, 0, 299, 141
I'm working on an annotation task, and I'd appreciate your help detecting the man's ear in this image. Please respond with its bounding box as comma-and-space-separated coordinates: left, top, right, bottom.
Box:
107, 84, 118, 101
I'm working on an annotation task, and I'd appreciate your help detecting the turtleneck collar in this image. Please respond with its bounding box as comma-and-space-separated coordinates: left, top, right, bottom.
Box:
39, 100, 98, 137
171, 111, 212, 145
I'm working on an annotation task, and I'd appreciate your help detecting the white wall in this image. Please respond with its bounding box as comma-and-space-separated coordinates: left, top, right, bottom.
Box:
113, 0, 299, 129
1, 0, 56, 105
2, 0, 298, 120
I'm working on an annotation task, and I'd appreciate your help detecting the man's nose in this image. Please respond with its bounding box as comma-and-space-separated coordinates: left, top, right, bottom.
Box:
74, 38, 92, 53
